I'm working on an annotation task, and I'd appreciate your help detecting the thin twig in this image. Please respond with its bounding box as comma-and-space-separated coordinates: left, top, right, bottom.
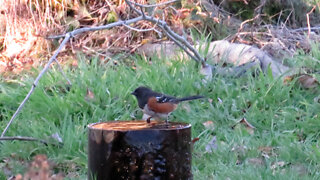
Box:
147, 16, 205, 63
54, 59, 72, 85
47, 16, 144, 39
238, 14, 260, 32
82, 46, 111, 57
162, 27, 199, 61
122, 23, 162, 37
0, 136, 61, 146
306, 6, 316, 37
128, 0, 177, 8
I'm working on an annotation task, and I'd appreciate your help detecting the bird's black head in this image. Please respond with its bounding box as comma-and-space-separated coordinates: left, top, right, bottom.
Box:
131, 86, 152, 97
131, 86, 153, 109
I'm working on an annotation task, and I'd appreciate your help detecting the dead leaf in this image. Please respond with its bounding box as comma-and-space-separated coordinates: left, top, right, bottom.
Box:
205, 136, 217, 153
291, 163, 308, 176
258, 146, 275, 157
9, 174, 23, 180
192, 137, 200, 144
271, 161, 286, 170
141, 39, 150, 45
202, 121, 215, 129
232, 118, 255, 134
247, 157, 265, 166
240, 118, 255, 134
297, 74, 319, 89
258, 146, 272, 152
21, 154, 64, 180
191, 137, 200, 152
284, 74, 319, 89
239, 118, 255, 129
236, 157, 242, 165
231, 145, 247, 155
85, 88, 95, 101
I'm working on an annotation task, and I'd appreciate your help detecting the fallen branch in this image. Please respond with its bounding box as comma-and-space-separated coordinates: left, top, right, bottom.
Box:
291, 26, 320, 32
0, 136, 62, 146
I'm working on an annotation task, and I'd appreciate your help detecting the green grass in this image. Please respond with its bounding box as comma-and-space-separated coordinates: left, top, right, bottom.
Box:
0, 50, 319, 179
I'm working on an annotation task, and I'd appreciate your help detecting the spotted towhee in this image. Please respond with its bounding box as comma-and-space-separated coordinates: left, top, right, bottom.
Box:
131, 86, 204, 123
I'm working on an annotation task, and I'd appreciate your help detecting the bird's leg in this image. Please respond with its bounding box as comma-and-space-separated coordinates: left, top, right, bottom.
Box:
146, 117, 152, 123
165, 113, 171, 124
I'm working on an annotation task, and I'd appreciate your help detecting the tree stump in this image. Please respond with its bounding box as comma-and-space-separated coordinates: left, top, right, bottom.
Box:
88, 120, 192, 180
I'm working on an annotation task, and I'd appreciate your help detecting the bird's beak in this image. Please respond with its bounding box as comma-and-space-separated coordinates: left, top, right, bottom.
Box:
131, 92, 135, 95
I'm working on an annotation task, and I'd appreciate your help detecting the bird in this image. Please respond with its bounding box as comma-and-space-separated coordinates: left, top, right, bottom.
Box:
131, 86, 204, 123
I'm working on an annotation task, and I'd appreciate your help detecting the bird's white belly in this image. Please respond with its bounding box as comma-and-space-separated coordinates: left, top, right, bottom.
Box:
143, 105, 168, 119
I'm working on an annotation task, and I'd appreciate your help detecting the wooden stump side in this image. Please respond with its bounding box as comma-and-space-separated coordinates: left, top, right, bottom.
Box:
88, 120, 192, 180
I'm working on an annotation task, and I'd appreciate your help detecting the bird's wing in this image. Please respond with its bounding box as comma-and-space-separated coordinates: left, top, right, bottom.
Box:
156, 95, 177, 103
147, 97, 177, 114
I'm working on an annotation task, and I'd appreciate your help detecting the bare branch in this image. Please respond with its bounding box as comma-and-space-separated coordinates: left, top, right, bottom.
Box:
122, 23, 162, 37
46, 34, 65, 39
125, 0, 143, 15
124, 1, 206, 64
144, 15, 205, 64
127, 0, 178, 8
160, 26, 199, 62
1, 34, 71, 137
47, 16, 144, 39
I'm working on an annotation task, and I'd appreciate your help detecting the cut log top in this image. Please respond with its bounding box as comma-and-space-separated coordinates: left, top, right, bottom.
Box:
89, 120, 191, 131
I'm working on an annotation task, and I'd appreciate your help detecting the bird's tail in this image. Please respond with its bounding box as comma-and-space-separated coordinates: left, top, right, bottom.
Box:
175, 95, 204, 103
